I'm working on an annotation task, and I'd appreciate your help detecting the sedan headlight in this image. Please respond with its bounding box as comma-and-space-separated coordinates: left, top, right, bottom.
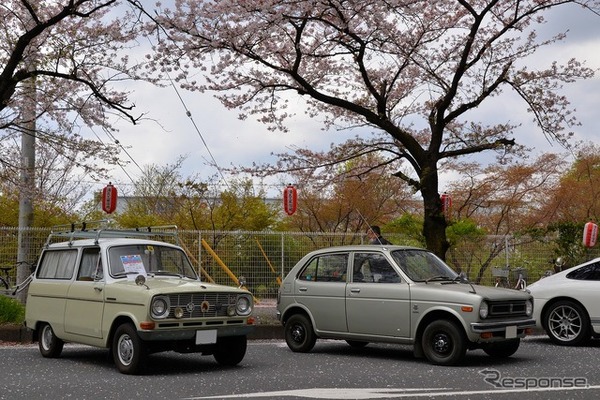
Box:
479, 301, 489, 319
151, 295, 170, 319
525, 299, 533, 317
236, 295, 253, 316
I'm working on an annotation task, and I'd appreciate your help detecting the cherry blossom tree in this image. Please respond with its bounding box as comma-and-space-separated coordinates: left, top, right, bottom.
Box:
0, 1, 147, 130
1, 0, 152, 298
150, 0, 599, 258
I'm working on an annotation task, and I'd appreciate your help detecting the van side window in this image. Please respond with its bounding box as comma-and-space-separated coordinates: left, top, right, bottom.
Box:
37, 249, 78, 279
77, 248, 101, 281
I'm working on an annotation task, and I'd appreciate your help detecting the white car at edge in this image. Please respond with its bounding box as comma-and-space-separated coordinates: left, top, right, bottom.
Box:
527, 257, 600, 346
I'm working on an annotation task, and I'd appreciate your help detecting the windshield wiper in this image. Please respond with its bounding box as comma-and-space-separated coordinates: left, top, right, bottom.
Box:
113, 271, 141, 277
153, 271, 183, 278
452, 273, 477, 293
425, 275, 451, 283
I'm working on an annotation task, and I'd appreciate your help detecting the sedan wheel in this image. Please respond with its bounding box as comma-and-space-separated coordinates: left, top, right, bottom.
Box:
482, 338, 520, 358
422, 320, 466, 366
214, 336, 247, 366
545, 300, 590, 346
284, 314, 316, 353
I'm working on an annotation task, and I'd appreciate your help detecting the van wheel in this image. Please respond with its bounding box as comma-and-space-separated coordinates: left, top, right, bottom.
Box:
422, 319, 466, 365
214, 336, 247, 366
112, 323, 146, 374
38, 323, 64, 358
284, 314, 316, 353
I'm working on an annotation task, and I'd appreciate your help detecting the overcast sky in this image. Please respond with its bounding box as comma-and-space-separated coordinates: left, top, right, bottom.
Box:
92, 4, 600, 200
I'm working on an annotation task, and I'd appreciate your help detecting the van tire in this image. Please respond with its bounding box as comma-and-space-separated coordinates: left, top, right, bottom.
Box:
38, 323, 64, 358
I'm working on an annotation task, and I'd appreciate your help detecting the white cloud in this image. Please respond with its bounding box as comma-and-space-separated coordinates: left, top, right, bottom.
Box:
90, 3, 600, 198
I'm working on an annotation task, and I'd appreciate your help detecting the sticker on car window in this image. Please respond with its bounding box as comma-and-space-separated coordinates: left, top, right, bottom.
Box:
120, 254, 147, 278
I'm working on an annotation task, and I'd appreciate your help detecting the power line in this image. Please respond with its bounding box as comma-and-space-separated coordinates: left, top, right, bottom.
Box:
89, 126, 140, 186
167, 73, 230, 189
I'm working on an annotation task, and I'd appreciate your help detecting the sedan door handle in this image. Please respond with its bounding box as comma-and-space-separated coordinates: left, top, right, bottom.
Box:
350, 288, 361, 293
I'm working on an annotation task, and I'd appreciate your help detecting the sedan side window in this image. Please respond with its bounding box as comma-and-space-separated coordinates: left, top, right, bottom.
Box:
566, 262, 600, 280
299, 254, 348, 282
353, 253, 400, 283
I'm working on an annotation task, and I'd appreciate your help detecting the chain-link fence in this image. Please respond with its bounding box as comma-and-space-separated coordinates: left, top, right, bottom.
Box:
2, 227, 599, 301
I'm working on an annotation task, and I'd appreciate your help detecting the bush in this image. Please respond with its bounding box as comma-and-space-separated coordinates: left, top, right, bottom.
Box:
0, 295, 25, 324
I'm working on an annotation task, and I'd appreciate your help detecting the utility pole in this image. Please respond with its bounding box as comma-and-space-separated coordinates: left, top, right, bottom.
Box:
16, 71, 36, 303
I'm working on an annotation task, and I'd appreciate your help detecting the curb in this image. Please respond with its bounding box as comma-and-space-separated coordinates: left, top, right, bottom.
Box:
0, 325, 33, 344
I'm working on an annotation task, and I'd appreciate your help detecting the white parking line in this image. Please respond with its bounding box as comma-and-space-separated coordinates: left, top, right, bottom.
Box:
184, 385, 600, 399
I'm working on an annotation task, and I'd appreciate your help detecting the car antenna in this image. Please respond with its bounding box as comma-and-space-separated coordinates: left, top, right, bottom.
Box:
356, 209, 383, 245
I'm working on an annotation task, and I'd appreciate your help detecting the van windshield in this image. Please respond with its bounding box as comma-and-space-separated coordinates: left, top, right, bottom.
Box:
108, 244, 198, 280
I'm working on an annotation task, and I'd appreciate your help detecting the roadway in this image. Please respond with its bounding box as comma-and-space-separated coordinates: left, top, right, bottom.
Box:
1, 335, 599, 399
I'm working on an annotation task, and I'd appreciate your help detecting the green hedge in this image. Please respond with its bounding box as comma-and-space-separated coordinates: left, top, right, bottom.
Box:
0, 295, 25, 324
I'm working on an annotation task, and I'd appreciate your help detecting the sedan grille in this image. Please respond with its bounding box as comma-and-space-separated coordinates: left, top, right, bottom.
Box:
166, 293, 238, 319
488, 300, 528, 318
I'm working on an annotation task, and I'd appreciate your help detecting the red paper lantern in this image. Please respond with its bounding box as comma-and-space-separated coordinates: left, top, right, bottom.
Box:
283, 184, 297, 216
583, 221, 598, 248
102, 182, 117, 214
440, 192, 452, 215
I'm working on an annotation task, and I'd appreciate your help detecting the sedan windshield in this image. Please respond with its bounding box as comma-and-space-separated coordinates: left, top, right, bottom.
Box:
109, 244, 198, 279
391, 249, 458, 282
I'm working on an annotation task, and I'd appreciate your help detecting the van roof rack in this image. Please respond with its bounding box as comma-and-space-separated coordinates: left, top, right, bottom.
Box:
45, 220, 179, 247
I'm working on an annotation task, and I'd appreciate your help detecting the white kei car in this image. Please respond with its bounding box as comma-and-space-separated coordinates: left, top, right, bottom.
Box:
527, 257, 600, 345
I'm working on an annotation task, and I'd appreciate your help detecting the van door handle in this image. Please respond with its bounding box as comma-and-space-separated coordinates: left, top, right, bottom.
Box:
350, 288, 361, 293
298, 287, 308, 292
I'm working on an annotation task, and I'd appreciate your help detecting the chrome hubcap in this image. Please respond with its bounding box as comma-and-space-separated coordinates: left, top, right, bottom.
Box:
117, 334, 134, 365
42, 326, 52, 350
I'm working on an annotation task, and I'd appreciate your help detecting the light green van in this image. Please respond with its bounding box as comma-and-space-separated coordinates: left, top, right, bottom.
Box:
25, 224, 254, 374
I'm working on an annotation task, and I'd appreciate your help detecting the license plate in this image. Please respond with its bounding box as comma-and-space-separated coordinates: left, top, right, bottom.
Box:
506, 325, 517, 339
195, 330, 217, 344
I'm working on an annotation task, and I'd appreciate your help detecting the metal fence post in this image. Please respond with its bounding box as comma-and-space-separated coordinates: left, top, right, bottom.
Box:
281, 232, 285, 281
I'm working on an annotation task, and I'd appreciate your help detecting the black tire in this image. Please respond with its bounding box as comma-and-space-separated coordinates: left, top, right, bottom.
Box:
544, 300, 591, 346
421, 319, 467, 366
38, 323, 64, 358
482, 338, 520, 358
284, 314, 316, 353
345, 340, 369, 348
112, 323, 147, 374
214, 336, 247, 366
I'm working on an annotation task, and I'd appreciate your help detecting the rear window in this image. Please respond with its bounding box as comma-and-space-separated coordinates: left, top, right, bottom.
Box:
37, 249, 78, 280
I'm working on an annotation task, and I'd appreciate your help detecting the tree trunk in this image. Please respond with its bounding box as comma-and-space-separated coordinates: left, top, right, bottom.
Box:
420, 163, 450, 261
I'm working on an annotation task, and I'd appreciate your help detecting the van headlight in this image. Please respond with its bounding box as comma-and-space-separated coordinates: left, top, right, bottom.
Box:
236, 295, 253, 316
479, 301, 489, 319
151, 295, 170, 319
526, 299, 533, 317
